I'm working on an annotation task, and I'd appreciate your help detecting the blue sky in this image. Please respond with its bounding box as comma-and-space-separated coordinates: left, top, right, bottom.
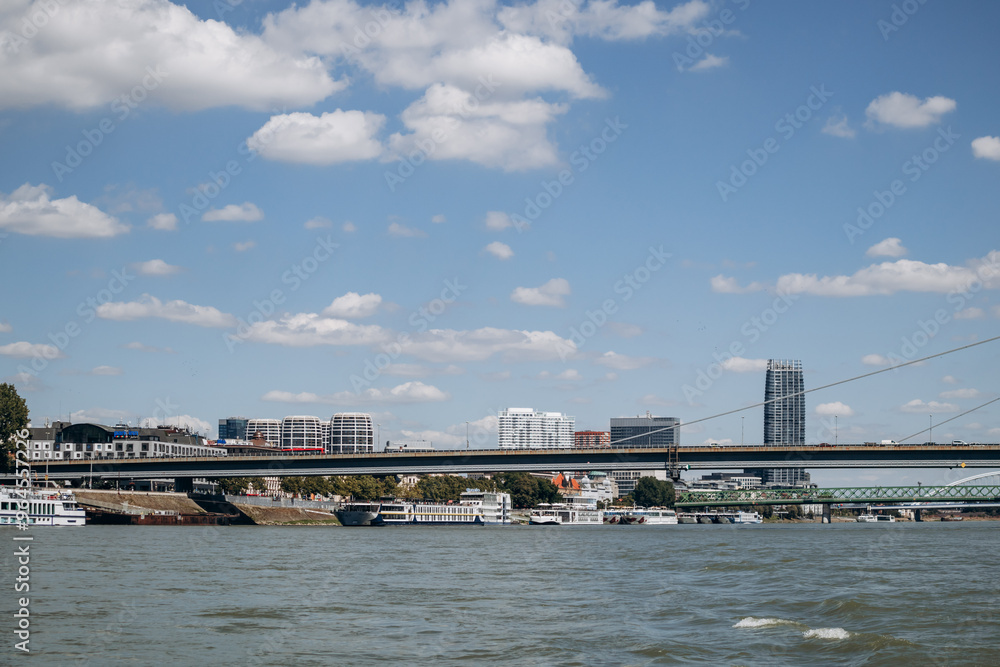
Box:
1, 0, 998, 486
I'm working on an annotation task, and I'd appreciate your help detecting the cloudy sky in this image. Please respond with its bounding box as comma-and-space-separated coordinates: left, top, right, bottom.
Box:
1, 0, 998, 485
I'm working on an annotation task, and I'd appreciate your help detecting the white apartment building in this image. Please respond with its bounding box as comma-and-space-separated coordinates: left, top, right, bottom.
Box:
280, 416, 323, 449
246, 418, 281, 445
497, 408, 574, 449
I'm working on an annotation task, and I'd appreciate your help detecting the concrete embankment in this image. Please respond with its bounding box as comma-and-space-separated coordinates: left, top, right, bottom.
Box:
230, 503, 341, 526
74, 489, 208, 514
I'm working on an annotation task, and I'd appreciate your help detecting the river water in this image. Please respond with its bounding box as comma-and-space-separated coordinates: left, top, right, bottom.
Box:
7, 522, 1000, 666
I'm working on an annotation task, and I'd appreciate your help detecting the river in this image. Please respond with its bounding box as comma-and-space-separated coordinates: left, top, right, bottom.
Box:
7, 522, 999, 665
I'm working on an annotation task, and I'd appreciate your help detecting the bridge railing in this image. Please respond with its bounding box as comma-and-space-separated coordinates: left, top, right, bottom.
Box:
675, 484, 1000, 507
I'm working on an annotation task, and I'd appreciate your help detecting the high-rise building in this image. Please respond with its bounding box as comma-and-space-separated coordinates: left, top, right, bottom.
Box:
280, 416, 323, 449
574, 430, 610, 448
498, 408, 574, 449
246, 418, 281, 446
217, 417, 248, 441
763, 359, 805, 446
745, 359, 809, 487
329, 413, 374, 454
610, 414, 679, 448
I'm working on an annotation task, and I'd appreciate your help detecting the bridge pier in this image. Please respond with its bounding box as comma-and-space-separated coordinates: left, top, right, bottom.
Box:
174, 477, 194, 493
914, 508, 922, 522
822, 504, 831, 524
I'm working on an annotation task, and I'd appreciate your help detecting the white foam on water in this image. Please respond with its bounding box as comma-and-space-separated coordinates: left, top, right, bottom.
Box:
803, 627, 851, 640
733, 617, 796, 629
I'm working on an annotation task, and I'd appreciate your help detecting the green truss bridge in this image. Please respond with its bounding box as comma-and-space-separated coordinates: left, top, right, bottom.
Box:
674, 484, 1000, 508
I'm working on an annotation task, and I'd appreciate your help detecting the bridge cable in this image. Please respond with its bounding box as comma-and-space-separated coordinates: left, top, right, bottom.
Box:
610, 334, 1000, 446
895, 396, 1000, 444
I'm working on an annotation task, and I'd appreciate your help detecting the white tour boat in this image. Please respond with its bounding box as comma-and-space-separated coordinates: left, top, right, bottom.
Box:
375, 490, 511, 526
621, 508, 678, 525
0, 485, 86, 527
857, 514, 896, 523
528, 503, 603, 526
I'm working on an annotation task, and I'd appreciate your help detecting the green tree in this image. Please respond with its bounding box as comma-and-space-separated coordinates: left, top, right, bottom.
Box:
0, 383, 29, 473
215, 477, 255, 494
631, 477, 675, 508
416, 474, 467, 501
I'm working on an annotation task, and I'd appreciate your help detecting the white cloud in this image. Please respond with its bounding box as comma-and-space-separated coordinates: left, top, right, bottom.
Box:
202, 202, 263, 222
900, 399, 959, 414
322, 292, 382, 319
865, 92, 956, 129
689, 53, 728, 72
498, 0, 710, 44
432, 214, 447, 224
0, 322, 11, 332
381, 363, 461, 378
342, 221, 357, 233
154, 414, 212, 435
555, 369, 583, 381
971, 136, 1000, 160
484, 241, 514, 260
940, 388, 980, 399
304, 217, 332, 229
0, 183, 127, 238
0, 342, 63, 359
233, 240, 256, 253
710, 275, 766, 294
262, 381, 449, 405
147, 213, 178, 231
485, 211, 514, 231
96, 294, 236, 328
954, 307, 984, 320
387, 84, 567, 171
822, 113, 855, 138
387, 221, 427, 238
247, 110, 385, 165
816, 401, 854, 417
239, 313, 388, 347
721, 357, 768, 373
862, 354, 892, 367
942, 375, 959, 384
775, 251, 1000, 297
401, 327, 576, 363
511, 278, 570, 307
132, 259, 181, 276
0, 0, 342, 112
90, 365, 123, 376
865, 237, 907, 258
594, 351, 653, 371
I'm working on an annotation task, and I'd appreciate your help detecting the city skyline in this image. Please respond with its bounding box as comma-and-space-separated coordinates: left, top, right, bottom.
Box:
2, 1, 999, 489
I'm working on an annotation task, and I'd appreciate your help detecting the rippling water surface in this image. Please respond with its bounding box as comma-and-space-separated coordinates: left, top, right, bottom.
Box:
11, 522, 1000, 665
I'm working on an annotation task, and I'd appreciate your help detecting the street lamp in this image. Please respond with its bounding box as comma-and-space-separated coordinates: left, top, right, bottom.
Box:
377, 423, 381, 451
929, 414, 933, 444
835, 415, 838, 446
741, 416, 744, 446
466, 421, 470, 449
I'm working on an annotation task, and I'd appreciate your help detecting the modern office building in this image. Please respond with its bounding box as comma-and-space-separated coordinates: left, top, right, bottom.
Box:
609, 413, 679, 448
217, 416, 249, 441
497, 408, 574, 449
246, 418, 281, 445
574, 430, 611, 448
329, 413, 375, 454
27, 421, 227, 460
745, 359, 808, 487
280, 416, 323, 450
610, 469, 669, 497
763, 359, 805, 446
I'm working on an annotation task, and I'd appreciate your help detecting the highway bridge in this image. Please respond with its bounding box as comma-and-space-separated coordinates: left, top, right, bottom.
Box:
674, 483, 1000, 508
10, 443, 1000, 487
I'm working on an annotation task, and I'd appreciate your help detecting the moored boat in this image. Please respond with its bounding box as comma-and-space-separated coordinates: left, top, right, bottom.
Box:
0, 485, 86, 527
528, 503, 602, 526
334, 501, 382, 526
